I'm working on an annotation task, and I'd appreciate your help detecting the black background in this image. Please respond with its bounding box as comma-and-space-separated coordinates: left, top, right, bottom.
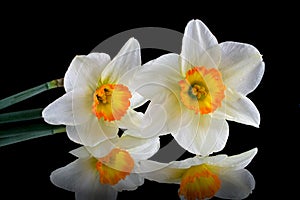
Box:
0, 2, 298, 199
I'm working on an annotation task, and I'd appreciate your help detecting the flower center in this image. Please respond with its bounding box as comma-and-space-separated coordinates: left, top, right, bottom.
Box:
179, 164, 221, 200
191, 84, 208, 100
92, 84, 132, 121
96, 148, 134, 185
179, 66, 226, 114
95, 86, 112, 104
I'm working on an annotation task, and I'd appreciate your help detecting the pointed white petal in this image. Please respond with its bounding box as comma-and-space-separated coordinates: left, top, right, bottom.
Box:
116, 64, 140, 91
42, 92, 77, 125
115, 108, 144, 131
216, 169, 255, 199
173, 115, 229, 156
201, 154, 228, 165
50, 158, 96, 192
66, 125, 83, 144
219, 42, 264, 95
183, 19, 218, 53
181, 19, 221, 72
130, 92, 148, 109
167, 154, 227, 169
214, 89, 260, 127
101, 38, 141, 83
169, 156, 205, 169
43, 85, 95, 126
51, 157, 118, 200
64, 53, 110, 92
216, 148, 258, 170
69, 146, 90, 158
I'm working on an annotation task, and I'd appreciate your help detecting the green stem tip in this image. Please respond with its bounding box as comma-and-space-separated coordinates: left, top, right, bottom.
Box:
47, 78, 64, 89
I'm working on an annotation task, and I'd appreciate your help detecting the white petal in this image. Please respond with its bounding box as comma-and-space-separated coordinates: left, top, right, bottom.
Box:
140, 104, 168, 137
101, 38, 141, 83
151, 92, 193, 134
64, 53, 110, 92
113, 173, 144, 192
169, 156, 205, 169
181, 19, 221, 72
139, 152, 226, 171
42, 92, 77, 125
201, 154, 228, 165
130, 92, 148, 109
96, 120, 119, 142
67, 116, 118, 146
216, 169, 255, 199
134, 53, 183, 99
66, 125, 83, 144
138, 160, 185, 184
216, 148, 258, 170
118, 133, 160, 161
50, 157, 95, 192
127, 92, 183, 138
43, 88, 93, 126
86, 137, 119, 158
168, 154, 227, 169
115, 67, 147, 108
117, 133, 154, 149
126, 103, 168, 138
173, 115, 229, 156
214, 89, 260, 127
183, 19, 218, 51
71, 87, 95, 125
51, 158, 118, 200
115, 108, 144, 131
116, 65, 140, 90
219, 42, 264, 95
134, 65, 195, 136
70, 146, 90, 158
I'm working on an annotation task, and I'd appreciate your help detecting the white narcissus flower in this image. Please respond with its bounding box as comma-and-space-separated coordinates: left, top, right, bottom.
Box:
134, 19, 264, 155
139, 148, 257, 200
50, 133, 160, 200
42, 38, 146, 147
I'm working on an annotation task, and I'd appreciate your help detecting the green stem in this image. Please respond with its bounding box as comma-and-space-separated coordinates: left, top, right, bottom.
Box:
0, 78, 64, 110
0, 124, 65, 147
0, 108, 43, 124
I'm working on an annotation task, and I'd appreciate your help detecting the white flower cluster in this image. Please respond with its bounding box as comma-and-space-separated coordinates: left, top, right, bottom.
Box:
43, 19, 264, 200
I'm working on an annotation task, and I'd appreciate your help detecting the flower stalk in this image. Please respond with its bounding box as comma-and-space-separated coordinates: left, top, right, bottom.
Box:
0, 123, 65, 147
0, 108, 43, 124
0, 78, 63, 110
